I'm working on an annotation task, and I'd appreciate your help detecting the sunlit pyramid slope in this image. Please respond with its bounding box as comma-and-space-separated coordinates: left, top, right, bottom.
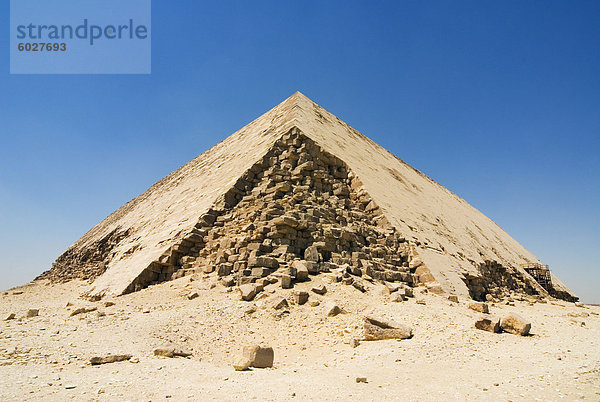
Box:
39, 92, 577, 301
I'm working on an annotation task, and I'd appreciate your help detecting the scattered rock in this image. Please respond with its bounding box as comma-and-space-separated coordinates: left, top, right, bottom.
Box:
448, 295, 459, 303
90, 354, 132, 365
256, 278, 270, 288
364, 316, 413, 340
25, 309, 39, 318
293, 291, 309, 305
70, 306, 98, 316
240, 345, 274, 368
232, 356, 251, 371
351, 338, 361, 348
291, 261, 309, 281
103, 301, 115, 307
4, 313, 15, 321
325, 302, 342, 317
352, 280, 366, 293
475, 316, 501, 333
356, 377, 368, 383
239, 284, 258, 301
311, 284, 327, 295
273, 308, 290, 320
221, 277, 235, 287
281, 274, 292, 289
500, 313, 531, 336
468, 302, 489, 314
384, 282, 402, 293
273, 298, 289, 310
309, 300, 320, 307
153, 345, 193, 358
416, 299, 426, 305
391, 292, 405, 302
187, 292, 199, 300
244, 304, 257, 314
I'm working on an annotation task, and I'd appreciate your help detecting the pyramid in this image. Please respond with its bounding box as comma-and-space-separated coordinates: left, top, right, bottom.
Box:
39, 92, 577, 302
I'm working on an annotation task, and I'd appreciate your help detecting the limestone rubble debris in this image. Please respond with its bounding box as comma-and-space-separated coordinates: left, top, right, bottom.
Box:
500, 313, 532, 336
469, 302, 490, 314
475, 316, 502, 333
293, 291, 309, 305
90, 354, 133, 365
273, 297, 289, 310
363, 316, 413, 340
153, 345, 193, 358
311, 284, 327, 295
69, 306, 98, 316
236, 345, 274, 369
325, 302, 342, 317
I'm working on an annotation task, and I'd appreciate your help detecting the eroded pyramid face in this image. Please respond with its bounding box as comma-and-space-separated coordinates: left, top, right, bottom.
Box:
38, 93, 577, 302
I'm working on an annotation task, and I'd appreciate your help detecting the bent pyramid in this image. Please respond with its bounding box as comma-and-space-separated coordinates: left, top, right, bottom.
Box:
39, 92, 577, 302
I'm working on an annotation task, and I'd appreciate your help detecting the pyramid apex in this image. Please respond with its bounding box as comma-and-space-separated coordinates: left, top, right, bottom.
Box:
287, 91, 312, 104
291, 90, 306, 97
268, 91, 318, 128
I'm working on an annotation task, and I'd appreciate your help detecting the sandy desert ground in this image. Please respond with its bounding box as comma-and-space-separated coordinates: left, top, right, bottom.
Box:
1, 275, 598, 401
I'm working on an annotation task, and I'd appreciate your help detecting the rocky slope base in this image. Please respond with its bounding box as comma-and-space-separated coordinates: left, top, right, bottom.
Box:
1, 277, 598, 400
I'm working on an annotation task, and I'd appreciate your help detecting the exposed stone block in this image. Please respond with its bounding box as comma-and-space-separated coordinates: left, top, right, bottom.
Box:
364, 316, 413, 340
251, 267, 272, 278
248, 256, 279, 269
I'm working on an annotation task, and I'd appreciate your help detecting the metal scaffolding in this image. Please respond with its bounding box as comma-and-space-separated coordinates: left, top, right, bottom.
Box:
521, 263, 553, 291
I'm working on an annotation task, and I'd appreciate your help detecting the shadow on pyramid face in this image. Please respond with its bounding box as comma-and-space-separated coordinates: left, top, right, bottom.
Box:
123, 128, 416, 293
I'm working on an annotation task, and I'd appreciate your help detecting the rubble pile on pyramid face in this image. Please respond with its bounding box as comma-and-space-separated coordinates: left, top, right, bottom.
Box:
463, 260, 540, 301
38, 227, 130, 283
127, 129, 416, 298
464, 261, 577, 302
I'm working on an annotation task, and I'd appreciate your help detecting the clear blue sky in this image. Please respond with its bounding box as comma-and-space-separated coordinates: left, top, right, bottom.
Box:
1, 1, 598, 302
